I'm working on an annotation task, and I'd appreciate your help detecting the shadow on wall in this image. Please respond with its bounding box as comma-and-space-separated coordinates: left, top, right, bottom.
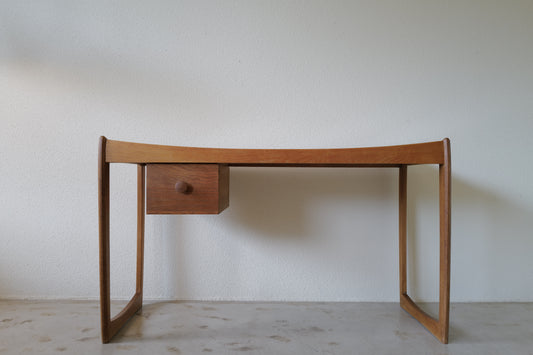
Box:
159, 164, 532, 302
226, 167, 397, 239
161, 167, 397, 300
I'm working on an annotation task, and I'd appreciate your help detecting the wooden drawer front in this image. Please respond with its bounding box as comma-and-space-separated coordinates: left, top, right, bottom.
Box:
146, 164, 229, 214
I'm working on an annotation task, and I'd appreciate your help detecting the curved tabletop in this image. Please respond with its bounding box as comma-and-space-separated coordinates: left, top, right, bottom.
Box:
103, 138, 448, 166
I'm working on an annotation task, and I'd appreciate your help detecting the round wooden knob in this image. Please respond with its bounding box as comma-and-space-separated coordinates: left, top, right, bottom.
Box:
175, 181, 191, 194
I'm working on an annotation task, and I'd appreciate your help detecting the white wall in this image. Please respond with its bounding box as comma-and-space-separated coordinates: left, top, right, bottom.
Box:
1, 1, 532, 302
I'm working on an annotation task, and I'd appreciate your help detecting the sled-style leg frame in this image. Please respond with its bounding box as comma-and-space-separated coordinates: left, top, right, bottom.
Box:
98, 136, 451, 344
99, 137, 145, 343
398, 138, 451, 344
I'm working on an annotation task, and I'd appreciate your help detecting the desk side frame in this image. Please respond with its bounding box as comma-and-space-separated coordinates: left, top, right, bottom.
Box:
98, 137, 451, 343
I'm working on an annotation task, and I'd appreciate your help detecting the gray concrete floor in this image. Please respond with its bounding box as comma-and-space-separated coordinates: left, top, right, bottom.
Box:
0, 300, 532, 354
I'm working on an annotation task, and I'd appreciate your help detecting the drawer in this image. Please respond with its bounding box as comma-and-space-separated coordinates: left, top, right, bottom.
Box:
146, 164, 229, 214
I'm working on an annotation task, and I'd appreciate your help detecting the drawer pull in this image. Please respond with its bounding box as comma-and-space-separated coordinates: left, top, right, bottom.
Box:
175, 181, 192, 194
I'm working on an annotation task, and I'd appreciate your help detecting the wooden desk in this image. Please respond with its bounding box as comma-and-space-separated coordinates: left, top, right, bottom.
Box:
98, 137, 451, 343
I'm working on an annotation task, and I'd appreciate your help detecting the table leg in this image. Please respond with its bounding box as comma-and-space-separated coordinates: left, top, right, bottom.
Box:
398, 138, 451, 343
99, 136, 146, 343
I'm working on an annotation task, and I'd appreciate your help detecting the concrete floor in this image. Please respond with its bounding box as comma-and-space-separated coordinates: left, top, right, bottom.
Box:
0, 301, 532, 355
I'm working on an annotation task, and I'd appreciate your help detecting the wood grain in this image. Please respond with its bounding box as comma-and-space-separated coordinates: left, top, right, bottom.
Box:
438, 137, 451, 343
398, 138, 451, 344
146, 164, 229, 214
105, 139, 445, 166
99, 138, 147, 343
136, 164, 145, 295
399, 165, 407, 296
98, 136, 111, 342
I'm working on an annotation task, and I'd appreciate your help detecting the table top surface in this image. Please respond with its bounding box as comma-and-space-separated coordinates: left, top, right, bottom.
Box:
101, 137, 449, 167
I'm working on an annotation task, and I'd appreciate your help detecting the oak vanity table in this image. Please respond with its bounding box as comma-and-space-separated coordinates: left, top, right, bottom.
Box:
98, 137, 451, 344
